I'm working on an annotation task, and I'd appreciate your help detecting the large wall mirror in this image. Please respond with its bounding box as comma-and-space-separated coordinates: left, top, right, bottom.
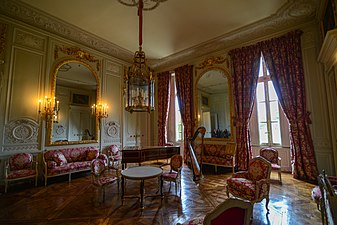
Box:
195, 66, 234, 141
48, 60, 99, 145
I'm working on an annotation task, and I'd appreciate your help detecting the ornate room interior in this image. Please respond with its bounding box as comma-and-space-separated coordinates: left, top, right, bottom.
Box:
0, 0, 337, 224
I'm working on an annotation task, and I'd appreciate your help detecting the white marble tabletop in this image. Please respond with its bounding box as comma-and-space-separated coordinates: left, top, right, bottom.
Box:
121, 166, 163, 180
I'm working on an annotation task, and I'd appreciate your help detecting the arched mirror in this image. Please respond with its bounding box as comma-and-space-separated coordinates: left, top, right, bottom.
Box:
195, 67, 233, 140
48, 60, 99, 145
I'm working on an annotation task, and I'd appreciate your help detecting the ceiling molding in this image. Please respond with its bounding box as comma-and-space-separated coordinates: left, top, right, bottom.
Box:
0, 0, 318, 71
0, 0, 134, 63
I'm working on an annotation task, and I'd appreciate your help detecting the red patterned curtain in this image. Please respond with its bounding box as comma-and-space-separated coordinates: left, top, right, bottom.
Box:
174, 64, 194, 161
157, 71, 171, 146
260, 30, 318, 181
229, 44, 261, 170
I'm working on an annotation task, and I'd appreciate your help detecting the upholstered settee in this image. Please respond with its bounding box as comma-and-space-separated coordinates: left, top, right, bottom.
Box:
195, 142, 236, 173
43, 146, 99, 186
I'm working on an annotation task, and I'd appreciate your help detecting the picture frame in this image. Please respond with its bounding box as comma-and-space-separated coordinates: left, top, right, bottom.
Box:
71, 93, 90, 106
321, 0, 337, 38
202, 96, 208, 106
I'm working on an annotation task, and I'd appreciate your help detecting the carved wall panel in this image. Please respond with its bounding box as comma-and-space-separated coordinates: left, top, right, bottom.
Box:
14, 29, 45, 51
3, 118, 39, 152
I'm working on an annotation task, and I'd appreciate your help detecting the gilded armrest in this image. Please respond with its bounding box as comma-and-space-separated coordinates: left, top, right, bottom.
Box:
278, 157, 282, 166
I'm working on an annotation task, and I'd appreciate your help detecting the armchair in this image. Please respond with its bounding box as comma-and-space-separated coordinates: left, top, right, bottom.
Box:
161, 154, 183, 197
182, 198, 253, 225
317, 170, 337, 225
226, 156, 272, 211
107, 144, 122, 172
90, 158, 119, 202
4, 153, 38, 193
260, 147, 282, 183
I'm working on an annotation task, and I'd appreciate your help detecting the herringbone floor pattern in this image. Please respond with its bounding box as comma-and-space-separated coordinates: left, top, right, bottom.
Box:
0, 164, 321, 225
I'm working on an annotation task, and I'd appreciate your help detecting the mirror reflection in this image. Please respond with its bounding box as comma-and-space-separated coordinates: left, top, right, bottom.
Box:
50, 61, 98, 144
197, 69, 231, 138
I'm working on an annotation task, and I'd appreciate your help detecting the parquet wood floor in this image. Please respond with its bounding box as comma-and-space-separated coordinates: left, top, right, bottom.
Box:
0, 164, 322, 225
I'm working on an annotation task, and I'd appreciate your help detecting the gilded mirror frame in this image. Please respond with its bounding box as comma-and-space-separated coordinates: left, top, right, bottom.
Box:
194, 56, 234, 142
47, 59, 100, 146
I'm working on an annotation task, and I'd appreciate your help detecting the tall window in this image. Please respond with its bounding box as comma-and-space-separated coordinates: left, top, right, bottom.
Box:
174, 86, 183, 142
254, 54, 284, 146
167, 73, 183, 143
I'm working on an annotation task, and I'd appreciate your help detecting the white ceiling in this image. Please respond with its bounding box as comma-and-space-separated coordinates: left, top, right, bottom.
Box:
20, 0, 289, 61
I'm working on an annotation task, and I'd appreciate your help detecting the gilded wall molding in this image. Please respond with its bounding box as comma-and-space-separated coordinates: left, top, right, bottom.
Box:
55, 45, 100, 71
195, 56, 229, 70
0, 0, 133, 64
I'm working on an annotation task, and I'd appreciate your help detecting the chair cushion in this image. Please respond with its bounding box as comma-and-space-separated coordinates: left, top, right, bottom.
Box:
52, 152, 68, 166
47, 161, 57, 169
94, 176, 118, 186
210, 207, 245, 225
7, 169, 36, 179
9, 153, 33, 170
162, 171, 178, 180
227, 178, 256, 201
271, 163, 281, 170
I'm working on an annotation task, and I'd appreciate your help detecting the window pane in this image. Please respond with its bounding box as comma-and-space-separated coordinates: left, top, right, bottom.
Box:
269, 101, 280, 121
256, 83, 265, 102
258, 122, 268, 144
268, 81, 277, 101
258, 58, 263, 77
271, 122, 281, 144
257, 102, 267, 122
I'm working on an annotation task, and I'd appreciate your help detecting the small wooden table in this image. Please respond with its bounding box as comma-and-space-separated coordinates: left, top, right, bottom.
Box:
121, 166, 163, 209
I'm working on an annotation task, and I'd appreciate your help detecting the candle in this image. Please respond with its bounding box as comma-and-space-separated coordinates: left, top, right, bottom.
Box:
38, 99, 42, 112
56, 101, 59, 111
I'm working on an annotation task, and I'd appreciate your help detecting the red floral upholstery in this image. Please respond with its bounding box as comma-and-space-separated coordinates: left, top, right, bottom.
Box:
43, 147, 99, 186
182, 198, 253, 225
226, 156, 272, 211
195, 143, 236, 174
107, 144, 122, 173
91, 158, 118, 202
162, 154, 183, 196
5, 153, 38, 193
260, 147, 282, 183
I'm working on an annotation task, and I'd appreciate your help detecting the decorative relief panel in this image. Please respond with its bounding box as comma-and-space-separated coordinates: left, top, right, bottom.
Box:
106, 61, 121, 74
3, 118, 39, 152
14, 29, 45, 51
103, 121, 120, 143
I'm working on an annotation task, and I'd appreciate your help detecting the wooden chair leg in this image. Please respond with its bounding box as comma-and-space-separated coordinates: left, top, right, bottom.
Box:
278, 170, 282, 184
265, 196, 270, 212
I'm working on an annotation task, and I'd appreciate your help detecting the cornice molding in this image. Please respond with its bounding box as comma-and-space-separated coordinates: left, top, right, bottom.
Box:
0, 0, 318, 70
0, 0, 134, 63
151, 0, 318, 70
